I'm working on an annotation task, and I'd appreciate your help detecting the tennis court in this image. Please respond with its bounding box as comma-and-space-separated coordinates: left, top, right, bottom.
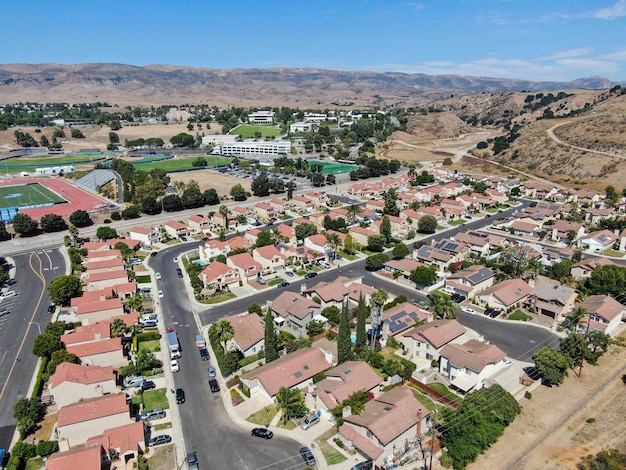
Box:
0, 183, 67, 209
308, 160, 357, 174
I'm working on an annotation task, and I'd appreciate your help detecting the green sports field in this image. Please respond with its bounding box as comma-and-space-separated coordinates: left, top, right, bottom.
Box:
0, 153, 108, 174
0, 183, 67, 209
308, 160, 357, 174
132, 156, 233, 172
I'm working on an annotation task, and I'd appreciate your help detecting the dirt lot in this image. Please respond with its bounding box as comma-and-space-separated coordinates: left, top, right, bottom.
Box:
467, 337, 626, 470
167, 170, 251, 199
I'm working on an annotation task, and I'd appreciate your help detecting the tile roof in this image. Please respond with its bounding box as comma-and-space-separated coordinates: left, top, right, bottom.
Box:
382, 303, 429, 335
87, 249, 122, 260
61, 322, 111, 345
314, 361, 380, 404
46, 444, 105, 470
48, 362, 114, 389
75, 297, 124, 315
478, 278, 531, 307
402, 319, 466, 349
66, 338, 123, 358
272, 291, 320, 320
57, 393, 128, 427
440, 340, 506, 373
449, 265, 494, 286
305, 280, 350, 303
339, 423, 384, 460
531, 280, 577, 304
343, 387, 423, 446
225, 314, 265, 351
579, 295, 625, 322
241, 347, 331, 396
86, 258, 124, 270
85, 269, 128, 282
86, 421, 146, 456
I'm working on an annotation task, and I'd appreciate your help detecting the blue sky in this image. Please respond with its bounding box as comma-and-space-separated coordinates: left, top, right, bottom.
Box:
2, 0, 625, 82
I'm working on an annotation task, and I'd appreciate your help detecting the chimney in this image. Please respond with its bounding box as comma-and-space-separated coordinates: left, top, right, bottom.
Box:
342, 405, 352, 418
416, 408, 425, 437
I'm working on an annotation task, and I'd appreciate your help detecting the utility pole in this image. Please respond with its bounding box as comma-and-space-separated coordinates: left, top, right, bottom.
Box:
428, 408, 438, 470
578, 313, 591, 377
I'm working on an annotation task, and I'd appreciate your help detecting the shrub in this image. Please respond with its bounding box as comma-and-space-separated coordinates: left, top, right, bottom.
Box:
103, 219, 112, 224
36, 440, 59, 457
110, 211, 122, 220
11, 441, 36, 459
524, 391, 532, 400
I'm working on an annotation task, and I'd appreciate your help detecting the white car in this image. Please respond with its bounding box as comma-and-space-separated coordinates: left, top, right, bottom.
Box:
170, 359, 180, 373
0, 291, 17, 301
462, 307, 477, 315
157, 290, 164, 299
155, 272, 162, 280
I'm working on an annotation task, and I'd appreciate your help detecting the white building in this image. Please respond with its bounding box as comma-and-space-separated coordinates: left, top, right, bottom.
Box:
290, 122, 314, 133
217, 140, 291, 157
201, 134, 240, 147
304, 112, 331, 122
35, 165, 75, 176
248, 110, 275, 124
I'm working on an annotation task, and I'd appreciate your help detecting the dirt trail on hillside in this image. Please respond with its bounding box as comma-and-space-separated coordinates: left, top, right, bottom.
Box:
468, 339, 626, 470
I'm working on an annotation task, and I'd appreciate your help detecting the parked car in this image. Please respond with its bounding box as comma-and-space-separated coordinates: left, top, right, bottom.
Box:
141, 319, 158, 328
277, 281, 290, 288
148, 435, 172, 447
318, 260, 331, 269
462, 307, 477, 315
47, 303, 56, 314
251, 427, 273, 439
300, 447, 316, 466
257, 277, 267, 285
141, 380, 156, 391
0, 291, 17, 300
158, 290, 164, 299
124, 377, 145, 388
155, 272, 162, 280
4, 279, 15, 286
140, 408, 166, 421
176, 268, 183, 278
209, 378, 220, 393
187, 451, 199, 470
150, 252, 157, 257
300, 414, 320, 430
199, 348, 210, 361
0, 309, 9, 317
284, 271, 294, 277
170, 360, 180, 373
304, 272, 318, 279
176, 388, 185, 404
208, 367, 216, 378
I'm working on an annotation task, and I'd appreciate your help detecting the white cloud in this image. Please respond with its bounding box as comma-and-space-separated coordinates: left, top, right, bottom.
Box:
593, 0, 626, 19
538, 48, 595, 61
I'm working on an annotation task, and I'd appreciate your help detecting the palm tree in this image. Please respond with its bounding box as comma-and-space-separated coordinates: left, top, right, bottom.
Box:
369, 289, 388, 349
213, 320, 234, 352
219, 205, 230, 229
563, 307, 587, 331
110, 318, 127, 338
346, 204, 363, 224
276, 387, 303, 424
429, 292, 461, 319
124, 293, 143, 312
324, 232, 341, 260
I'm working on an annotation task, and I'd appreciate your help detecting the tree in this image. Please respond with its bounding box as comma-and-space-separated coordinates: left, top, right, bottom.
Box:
326, 174, 336, 185
122, 204, 142, 219
110, 318, 127, 337
248, 303, 263, 315
192, 156, 208, 167
325, 232, 341, 259
428, 292, 460, 319
12, 213, 39, 237
286, 180, 295, 200
203, 188, 220, 205
346, 204, 363, 224
230, 183, 247, 201
380, 215, 392, 243
547, 259, 573, 280
13, 398, 45, 438
343, 233, 359, 254
45, 349, 79, 378
532, 347, 572, 386
48, 274, 81, 306
219, 205, 230, 228
170, 132, 194, 147
251, 174, 271, 197
311, 173, 325, 187
141, 196, 160, 215
295, 223, 318, 241
392, 242, 409, 259
365, 253, 390, 271
255, 230, 274, 248
418, 214, 437, 234
69, 209, 93, 227
578, 449, 626, 470
410, 266, 437, 286
367, 234, 386, 252
270, 178, 285, 194
264, 308, 279, 363
0, 220, 10, 241
383, 188, 399, 216
213, 320, 234, 352
306, 320, 325, 337
355, 294, 368, 354
96, 226, 118, 240
70, 128, 85, 138
182, 181, 204, 209
276, 387, 307, 424
583, 265, 626, 297
32, 332, 64, 358
337, 304, 352, 363
40, 214, 67, 233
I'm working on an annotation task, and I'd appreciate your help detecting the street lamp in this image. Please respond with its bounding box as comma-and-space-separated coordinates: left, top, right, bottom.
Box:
29, 322, 41, 335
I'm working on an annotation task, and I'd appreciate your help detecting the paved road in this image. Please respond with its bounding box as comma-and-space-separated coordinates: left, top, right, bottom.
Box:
0, 248, 65, 449
148, 253, 304, 470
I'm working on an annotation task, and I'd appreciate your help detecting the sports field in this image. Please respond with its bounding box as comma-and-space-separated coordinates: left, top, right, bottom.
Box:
0, 153, 108, 174
132, 155, 233, 172
0, 182, 67, 209
308, 160, 357, 174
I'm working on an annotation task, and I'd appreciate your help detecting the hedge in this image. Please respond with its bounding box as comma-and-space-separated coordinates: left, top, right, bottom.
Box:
31, 356, 49, 399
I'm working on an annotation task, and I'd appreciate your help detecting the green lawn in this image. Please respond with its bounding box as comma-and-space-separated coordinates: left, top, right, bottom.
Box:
429, 382, 463, 402
0, 182, 68, 209
25, 457, 44, 470
296, 270, 307, 276
449, 219, 467, 226
143, 388, 170, 410
337, 250, 358, 261
317, 428, 348, 466
308, 160, 357, 174
132, 155, 232, 172
136, 275, 152, 283
508, 309, 532, 321
139, 339, 161, 354
1, 153, 109, 173
201, 292, 237, 304
408, 386, 438, 411
246, 404, 278, 426
231, 124, 282, 138
268, 278, 284, 286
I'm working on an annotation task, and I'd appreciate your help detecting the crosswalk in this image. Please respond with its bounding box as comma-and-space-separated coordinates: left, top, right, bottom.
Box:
0, 295, 18, 330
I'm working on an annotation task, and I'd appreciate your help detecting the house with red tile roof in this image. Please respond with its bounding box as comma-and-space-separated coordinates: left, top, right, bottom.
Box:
109, 312, 139, 329
365, 199, 385, 213
400, 319, 467, 362
291, 195, 314, 212
57, 394, 131, 447
244, 228, 263, 246
86, 421, 147, 463
128, 226, 161, 245
551, 220, 585, 243
382, 258, 423, 282
254, 202, 277, 221
454, 231, 490, 257
303, 279, 350, 309
304, 233, 330, 257
475, 278, 532, 312
417, 205, 443, 221
199, 261, 240, 289
269, 197, 293, 213
72, 298, 124, 325
240, 347, 333, 402
253, 245, 287, 271
446, 265, 495, 298
305, 191, 330, 207
227, 252, 262, 282
306, 361, 380, 415
350, 226, 378, 247
570, 257, 615, 281
224, 314, 266, 357
87, 249, 122, 262
48, 363, 117, 410
46, 444, 107, 470
61, 322, 111, 346
578, 295, 625, 336
86, 257, 125, 273
84, 241, 115, 251
381, 303, 429, 340
164, 220, 190, 239
275, 223, 297, 244
211, 209, 237, 228
529, 279, 578, 324
339, 387, 428, 463
84, 268, 129, 291
439, 340, 507, 394
271, 291, 322, 333
187, 214, 210, 234
66, 338, 126, 367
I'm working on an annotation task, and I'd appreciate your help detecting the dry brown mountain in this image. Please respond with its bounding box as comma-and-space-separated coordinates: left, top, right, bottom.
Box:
0, 63, 616, 108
